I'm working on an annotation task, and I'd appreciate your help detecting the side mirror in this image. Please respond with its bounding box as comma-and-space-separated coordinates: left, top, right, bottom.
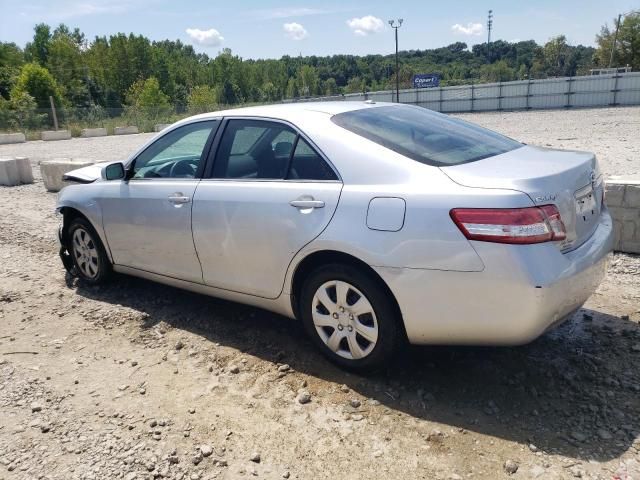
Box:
102, 162, 126, 181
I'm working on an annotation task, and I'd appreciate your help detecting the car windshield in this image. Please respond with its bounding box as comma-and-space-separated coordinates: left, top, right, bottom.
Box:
331, 105, 522, 166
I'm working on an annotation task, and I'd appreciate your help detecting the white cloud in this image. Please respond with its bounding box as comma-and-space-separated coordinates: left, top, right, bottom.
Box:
283, 22, 309, 41
347, 15, 384, 36
451, 22, 483, 36
185, 28, 224, 47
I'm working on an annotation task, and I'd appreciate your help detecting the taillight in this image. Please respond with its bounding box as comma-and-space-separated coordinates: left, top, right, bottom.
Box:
450, 205, 567, 244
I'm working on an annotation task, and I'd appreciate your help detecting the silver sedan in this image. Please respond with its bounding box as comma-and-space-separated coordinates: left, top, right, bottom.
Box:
56, 102, 614, 370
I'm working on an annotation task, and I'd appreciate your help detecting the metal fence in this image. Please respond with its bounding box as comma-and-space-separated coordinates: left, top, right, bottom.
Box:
292, 72, 640, 112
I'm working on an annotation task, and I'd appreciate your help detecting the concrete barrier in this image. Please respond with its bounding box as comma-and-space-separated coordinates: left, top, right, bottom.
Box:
40, 159, 94, 192
41, 130, 72, 141
154, 123, 171, 132
606, 177, 640, 254
0, 158, 21, 186
0, 133, 26, 145
81, 127, 108, 138
15, 157, 34, 184
114, 126, 139, 135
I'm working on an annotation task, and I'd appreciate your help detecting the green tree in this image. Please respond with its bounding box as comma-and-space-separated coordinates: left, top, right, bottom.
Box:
0, 42, 25, 99
297, 65, 319, 96
187, 85, 218, 113
25, 23, 51, 65
10, 91, 39, 128
345, 76, 364, 93
126, 77, 170, 110
543, 35, 571, 77
261, 82, 279, 101
285, 77, 299, 99
12, 63, 62, 108
219, 79, 241, 105
595, 11, 640, 70
480, 60, 516, 82
323, 77, 338, 95
47, 26, 89, 106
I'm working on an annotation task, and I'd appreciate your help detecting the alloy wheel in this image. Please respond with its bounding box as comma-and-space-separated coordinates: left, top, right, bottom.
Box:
71, 228, 99, 279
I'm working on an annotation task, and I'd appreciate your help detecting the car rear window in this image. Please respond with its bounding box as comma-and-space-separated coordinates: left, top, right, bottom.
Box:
331, 105, 522, 166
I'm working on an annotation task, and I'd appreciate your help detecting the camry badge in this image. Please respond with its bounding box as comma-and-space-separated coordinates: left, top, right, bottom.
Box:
534, 194, 557, 203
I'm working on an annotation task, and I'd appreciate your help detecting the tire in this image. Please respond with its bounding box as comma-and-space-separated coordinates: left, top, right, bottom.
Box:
67, 217, 111, 284
299, 263, 400, 371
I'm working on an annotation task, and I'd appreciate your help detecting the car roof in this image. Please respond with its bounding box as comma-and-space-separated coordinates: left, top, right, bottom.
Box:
188, 101, 396, 122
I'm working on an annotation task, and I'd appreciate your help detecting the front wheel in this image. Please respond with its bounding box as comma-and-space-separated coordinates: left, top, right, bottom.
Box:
299, 264, 400, 371
67, 218, 111, 284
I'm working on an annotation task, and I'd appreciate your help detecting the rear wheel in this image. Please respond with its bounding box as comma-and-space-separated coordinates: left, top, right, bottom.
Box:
300, 263, 400, 370
68, 218, 111, 284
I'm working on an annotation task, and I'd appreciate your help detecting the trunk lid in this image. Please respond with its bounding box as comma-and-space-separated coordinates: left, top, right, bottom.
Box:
440, 145, 603, 252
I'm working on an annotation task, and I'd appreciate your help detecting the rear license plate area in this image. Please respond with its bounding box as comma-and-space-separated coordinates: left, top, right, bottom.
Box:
575, 185, 597, 221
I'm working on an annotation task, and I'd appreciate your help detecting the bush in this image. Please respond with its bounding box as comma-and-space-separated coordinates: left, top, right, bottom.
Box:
124, 77, 174, 131
187, 85, 219, 114
0, 91, 47, 131
12, 63, 63, 109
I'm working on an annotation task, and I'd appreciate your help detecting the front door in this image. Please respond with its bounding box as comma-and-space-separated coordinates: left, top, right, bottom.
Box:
192, 118, 342, 298
101, 120, 219, 283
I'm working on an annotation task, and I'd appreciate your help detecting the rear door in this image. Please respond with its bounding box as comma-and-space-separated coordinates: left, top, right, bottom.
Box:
101, 120, 219, 282
192, 118, 342, 298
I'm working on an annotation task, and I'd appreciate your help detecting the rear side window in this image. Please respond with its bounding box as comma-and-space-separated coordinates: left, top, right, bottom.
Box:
287, 138, 338, 181
331, 105, 522, 166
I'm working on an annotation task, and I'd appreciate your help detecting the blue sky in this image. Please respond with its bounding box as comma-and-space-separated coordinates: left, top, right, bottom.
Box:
1, 0, 637, 59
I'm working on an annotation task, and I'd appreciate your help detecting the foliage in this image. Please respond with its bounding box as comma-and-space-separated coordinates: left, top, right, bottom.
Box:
0, 91, 47, 130
11, 62, 63, 108
480, 60, 515, 82
595, 11, 640, 70
124, 77, 172, 130
0, 42, 24, 99
187, 85, 219, 114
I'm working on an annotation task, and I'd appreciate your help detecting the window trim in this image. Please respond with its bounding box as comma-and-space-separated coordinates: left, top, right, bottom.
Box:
126, 119, 221, 182
202, 116, 342, 183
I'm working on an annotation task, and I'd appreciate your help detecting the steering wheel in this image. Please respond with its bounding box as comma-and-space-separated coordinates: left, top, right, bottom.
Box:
169, 158, 198, 178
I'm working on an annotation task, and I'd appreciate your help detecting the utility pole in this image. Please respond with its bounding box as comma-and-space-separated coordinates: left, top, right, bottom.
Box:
487, 10, 493, 44
388, 19, 403, 103
608, 13, 622, 68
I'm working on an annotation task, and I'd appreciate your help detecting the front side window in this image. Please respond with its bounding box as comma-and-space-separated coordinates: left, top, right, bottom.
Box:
331, 105, 522, 166
132, 121, 217, 179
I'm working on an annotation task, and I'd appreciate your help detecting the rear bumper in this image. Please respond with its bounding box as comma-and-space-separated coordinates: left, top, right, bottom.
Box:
375, 208, 614, 345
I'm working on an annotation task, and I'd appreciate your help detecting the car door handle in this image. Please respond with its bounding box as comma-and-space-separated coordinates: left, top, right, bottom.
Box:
289, 199, 325, 209
168, 193, 191, 204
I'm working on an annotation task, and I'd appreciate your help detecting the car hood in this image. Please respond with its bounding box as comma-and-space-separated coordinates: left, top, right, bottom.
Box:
62, 162, 109, 183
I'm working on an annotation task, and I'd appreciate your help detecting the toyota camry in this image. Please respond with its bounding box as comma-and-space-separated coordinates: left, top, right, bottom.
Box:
56, 102, 614, 370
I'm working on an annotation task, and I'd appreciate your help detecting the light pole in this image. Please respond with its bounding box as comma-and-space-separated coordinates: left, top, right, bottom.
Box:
388, 19, 403, 103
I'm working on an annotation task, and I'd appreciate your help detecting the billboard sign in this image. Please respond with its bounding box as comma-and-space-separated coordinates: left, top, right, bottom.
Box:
413, 74, 440, 88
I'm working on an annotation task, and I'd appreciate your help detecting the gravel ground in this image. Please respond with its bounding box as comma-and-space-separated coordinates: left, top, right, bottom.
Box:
0, 107, 639, 480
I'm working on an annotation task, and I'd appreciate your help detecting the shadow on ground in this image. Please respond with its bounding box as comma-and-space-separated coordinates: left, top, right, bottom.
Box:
71, 273, 640, 463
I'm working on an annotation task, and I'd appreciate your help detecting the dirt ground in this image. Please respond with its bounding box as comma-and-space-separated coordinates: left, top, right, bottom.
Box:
1, 107, 639, 480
